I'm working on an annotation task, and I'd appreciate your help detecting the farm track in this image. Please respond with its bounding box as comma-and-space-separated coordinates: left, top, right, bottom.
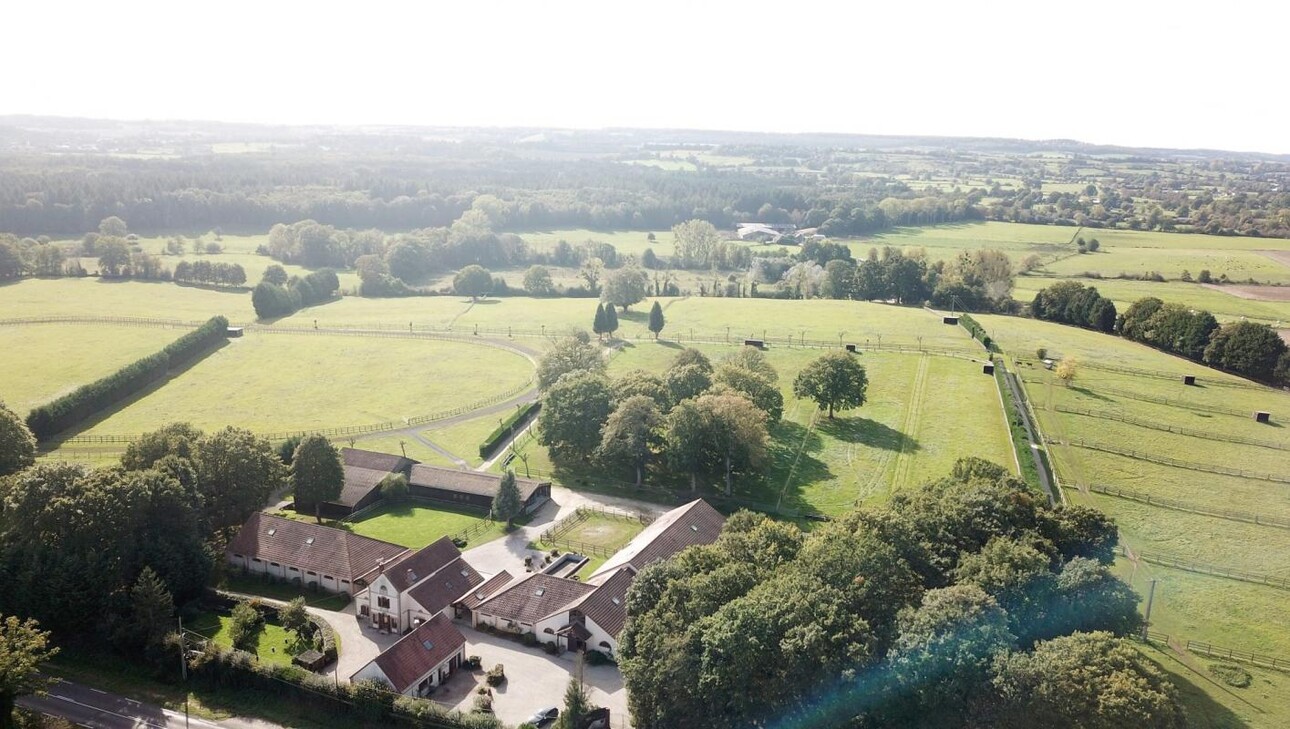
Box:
890, 354, 930, 490
776, 408, 819, 513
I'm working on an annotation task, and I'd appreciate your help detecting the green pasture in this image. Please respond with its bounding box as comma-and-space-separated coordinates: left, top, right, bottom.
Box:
345, 502, 504, 549
1042, 247, 1290, 284
0, 323, 184, 413
0, 277, 257, 322
1134, 640, 1290, 729
345, 434, 449, 466
421, 406, 534, 466
1012, 277, 1290, 325
983, 313, 1290, 665
70, 332, 533, 437
510, 341, 1013, 516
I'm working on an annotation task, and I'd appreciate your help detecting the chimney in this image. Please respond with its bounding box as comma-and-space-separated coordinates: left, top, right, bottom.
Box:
378, 559, 385, 574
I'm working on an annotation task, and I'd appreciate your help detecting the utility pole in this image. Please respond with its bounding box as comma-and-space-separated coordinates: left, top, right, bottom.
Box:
178, 616, 190, 729
1141, 578, 1158, 640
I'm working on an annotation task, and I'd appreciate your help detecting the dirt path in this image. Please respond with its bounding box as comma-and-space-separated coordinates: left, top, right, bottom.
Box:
1201, 281, 1290, 301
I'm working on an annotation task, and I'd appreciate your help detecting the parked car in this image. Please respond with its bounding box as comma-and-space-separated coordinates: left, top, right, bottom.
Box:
527, 707, 559, 726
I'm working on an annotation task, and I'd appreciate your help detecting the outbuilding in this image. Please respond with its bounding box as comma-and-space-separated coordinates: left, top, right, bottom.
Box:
350, 613, 466, 697
408, 465, 551, 515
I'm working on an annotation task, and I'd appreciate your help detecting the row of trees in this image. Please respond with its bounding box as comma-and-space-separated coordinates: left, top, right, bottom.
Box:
173, 259, 247, 287
1029, 281, 1118, 332
619, 458, 1182, 728
1031, 283, 1290, 384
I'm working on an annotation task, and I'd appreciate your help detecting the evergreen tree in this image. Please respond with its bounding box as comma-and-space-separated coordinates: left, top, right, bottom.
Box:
555, 657, 593, 729
492, 470, 523, 528
593, 303, 608, 340
605, 303, 620, 337
125, 567, 175, 664
648, 301, 665, 339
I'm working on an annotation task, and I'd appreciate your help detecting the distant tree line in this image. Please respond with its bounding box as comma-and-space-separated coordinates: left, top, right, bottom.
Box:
173, 259, 247, 287
620, 458, 1183, 729
1030, 283, 1290, 385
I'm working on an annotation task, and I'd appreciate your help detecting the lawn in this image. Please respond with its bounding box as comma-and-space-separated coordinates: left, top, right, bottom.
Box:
345, 502, 505, 549
1133, 640, 1290, 729
0, 322, 185, 413
188, 611, 298, 667
70, 331, 533, 437
421, 407, 534, 466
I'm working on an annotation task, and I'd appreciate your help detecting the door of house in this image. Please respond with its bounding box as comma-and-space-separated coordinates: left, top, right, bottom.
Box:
378, 613, 390, 631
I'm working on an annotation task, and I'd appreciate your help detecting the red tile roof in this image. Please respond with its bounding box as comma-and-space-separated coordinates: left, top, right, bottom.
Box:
587, 499, 725, 582
362, 612, 465, 693
559, 566, 634, 638
474, 573, 595, 625
456, 571, 514, 611
405, 557, 484, 616
226, 513, 407, 583
383, 537, 462, 593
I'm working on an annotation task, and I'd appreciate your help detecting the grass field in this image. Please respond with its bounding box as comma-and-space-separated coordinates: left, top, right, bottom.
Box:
499, 339, 1014, 516
344, 502, 504, 549
219, 573, 352, 611
1133, 640, 1290, 729
1043, 248, 1290, 284
545, 513, 644, 551
68, 332, 532, 437
421, 407, 532, 466
189, 612, 297, 667
0, 323, 185, 413
0, 277, 258, 322
1012, 277, 1290, 325
979, 313, 1290, 667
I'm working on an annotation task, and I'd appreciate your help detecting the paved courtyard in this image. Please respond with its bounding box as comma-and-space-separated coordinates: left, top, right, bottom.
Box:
438, 626, 628, 728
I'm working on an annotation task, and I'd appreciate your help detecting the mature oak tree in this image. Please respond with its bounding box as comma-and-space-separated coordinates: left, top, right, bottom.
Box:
793, 350, 869, 418
0, 615, 59, 729
0, 403, 35, 477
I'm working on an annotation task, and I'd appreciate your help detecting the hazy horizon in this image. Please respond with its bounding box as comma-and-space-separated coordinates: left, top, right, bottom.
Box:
8, 0, 1289, 154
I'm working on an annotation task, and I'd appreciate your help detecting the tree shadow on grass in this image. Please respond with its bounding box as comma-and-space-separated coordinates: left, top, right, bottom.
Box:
816, 415, 920, 453
653, 339, 683, 349
1070, 385, 1114, 402
762, 420, 833, 508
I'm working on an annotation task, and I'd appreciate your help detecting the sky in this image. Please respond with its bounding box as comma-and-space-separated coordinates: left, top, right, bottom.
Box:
7, 0, 1289, 154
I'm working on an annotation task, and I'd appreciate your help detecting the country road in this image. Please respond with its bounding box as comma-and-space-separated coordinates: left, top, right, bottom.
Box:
19, 679, 284, 729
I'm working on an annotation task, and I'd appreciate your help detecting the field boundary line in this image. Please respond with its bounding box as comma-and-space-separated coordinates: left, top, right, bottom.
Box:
1121, 545, 1290, 591
1056, 438, 1290, 484
1074, 483, 1290, 530
1054, 405, 1288, 451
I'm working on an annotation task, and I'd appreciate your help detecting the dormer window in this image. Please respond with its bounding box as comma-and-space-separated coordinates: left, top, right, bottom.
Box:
460, 569, 470, 577
690, 524, 699, 532
305, 537, 314, 545
535, 588, 546, 596
422, 640, 434, 650
611, 597, 621, 605
267, 528, 276, 536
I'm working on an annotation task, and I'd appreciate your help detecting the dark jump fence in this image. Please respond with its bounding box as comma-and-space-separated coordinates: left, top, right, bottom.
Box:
1053, 438, 1290, 484
1074, 483, 1290, 530
1054, 405, 1289, 451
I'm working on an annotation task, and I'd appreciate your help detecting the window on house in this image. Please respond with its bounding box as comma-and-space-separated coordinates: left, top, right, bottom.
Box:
270, 562, 280, 567
307, 571, 317, 576
377, 596, 391, 609
251, 558, 262, 563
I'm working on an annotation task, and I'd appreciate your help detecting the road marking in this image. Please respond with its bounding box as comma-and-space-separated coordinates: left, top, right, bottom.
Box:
89, 688, 108, 695
48, 693, 167, 728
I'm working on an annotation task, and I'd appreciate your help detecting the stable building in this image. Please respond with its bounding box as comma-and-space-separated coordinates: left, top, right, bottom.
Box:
361, 536, 486, 633
585, 498, 727, 582
350, 613, 466, 697
294, 447, 417, 520
226, 512, 408, 595
408, 464, 551, 515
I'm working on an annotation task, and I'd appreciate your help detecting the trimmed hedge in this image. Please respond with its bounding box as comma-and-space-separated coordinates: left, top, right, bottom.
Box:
189, 643, 501, 729
164, 315, 229, 366
478, 401, 540, 458
27, 351, 170, 439
958, 314, 996, 352
26, 317, 229, 440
